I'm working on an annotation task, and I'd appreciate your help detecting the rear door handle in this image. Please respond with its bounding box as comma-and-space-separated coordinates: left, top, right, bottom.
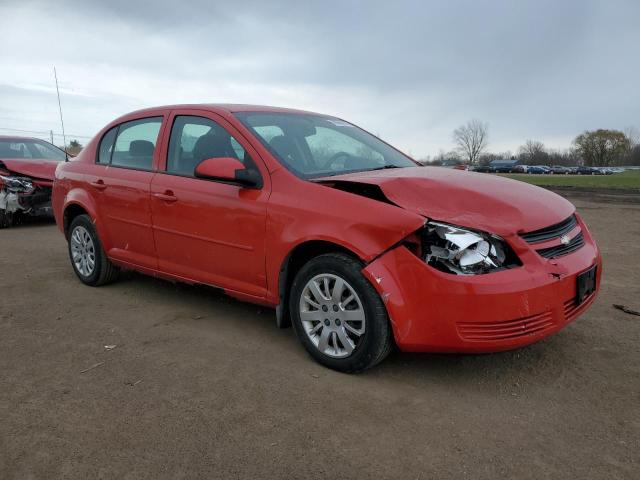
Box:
90, 180, 107, 191
153, 191, 178, 203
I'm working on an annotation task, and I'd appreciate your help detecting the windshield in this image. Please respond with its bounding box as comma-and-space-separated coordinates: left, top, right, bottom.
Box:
0, 139, 66, 161
234, 112, 416, 178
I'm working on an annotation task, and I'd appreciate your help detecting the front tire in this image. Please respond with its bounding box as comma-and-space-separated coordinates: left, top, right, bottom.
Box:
0, 208, 14, 229
68, 214, 119, 286
289, 253, 393, 372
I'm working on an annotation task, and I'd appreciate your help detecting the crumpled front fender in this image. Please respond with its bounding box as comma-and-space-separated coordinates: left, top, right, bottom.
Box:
362, 238, 601, 353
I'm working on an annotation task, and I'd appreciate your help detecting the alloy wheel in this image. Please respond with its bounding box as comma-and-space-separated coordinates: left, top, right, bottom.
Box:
70, 225, 96, 277
299, 273, 366, 358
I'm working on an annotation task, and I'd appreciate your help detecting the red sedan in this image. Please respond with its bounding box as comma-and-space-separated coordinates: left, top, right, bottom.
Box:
52, 105, 601, 372
1, 136, 66, 227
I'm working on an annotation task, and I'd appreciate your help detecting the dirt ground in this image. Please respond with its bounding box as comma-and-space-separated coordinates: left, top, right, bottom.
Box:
1, 196, 639, 479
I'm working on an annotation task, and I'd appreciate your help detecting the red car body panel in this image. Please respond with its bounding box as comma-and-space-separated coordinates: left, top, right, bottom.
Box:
262, 168, 426, 305
0, 157, 58, 181
52, 104, 602, 353
316, 167, 575, 237
362, 213, 601, 351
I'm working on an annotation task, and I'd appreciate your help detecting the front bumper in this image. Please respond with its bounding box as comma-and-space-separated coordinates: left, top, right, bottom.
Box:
0, 186, 53, 217
362, 215, 602, 353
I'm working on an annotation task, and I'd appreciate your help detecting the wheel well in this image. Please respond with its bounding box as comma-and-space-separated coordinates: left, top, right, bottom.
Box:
63, 204, 89, 238
276, 240, 360, 328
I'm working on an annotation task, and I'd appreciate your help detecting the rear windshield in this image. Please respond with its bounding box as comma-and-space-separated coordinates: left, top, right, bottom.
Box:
0, 139, 66, 161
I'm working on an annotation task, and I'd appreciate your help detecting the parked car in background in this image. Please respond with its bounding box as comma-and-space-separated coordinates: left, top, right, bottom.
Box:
472, 165, 495, 173
548, 166, 572, 174
437, 160, 468, 171
576, 166, 603, 175
510, 164, 527, 173
526, 165, 550, 174
492, 165, 515, 173
493, 164, 527, 173
0, 136, 66, 228
489, 159, 520, 173
52, 104, 601, 372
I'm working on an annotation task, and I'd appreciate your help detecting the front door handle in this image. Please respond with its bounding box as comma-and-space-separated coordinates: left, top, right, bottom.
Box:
90, 179, 107, 191
153, 191, 178, 203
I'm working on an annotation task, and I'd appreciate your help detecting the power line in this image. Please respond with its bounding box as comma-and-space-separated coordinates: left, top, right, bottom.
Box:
0, 127, 93, 139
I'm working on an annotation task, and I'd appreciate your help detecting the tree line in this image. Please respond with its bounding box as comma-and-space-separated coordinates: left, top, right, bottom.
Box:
424, 120, 640, 167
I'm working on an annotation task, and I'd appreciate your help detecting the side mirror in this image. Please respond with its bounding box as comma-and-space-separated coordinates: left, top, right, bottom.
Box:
194, 157, 262, 188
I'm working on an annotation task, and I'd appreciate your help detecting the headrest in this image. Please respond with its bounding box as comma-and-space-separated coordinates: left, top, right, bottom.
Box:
269, 135, 301, 161
129, 140, 154, 157
270, 135, 296, 152
193, 133, 233, 162
0, 143, 15, 157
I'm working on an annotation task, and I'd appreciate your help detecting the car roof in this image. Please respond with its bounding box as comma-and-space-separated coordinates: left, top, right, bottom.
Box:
122, 103, 325, 117
0, 135, 45, 142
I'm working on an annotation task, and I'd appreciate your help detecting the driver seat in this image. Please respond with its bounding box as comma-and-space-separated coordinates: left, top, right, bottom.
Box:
269, 135, 308, 171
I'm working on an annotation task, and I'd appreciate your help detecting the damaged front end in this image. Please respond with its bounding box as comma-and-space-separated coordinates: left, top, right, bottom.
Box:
0, 173, 53, 228
418, 221, 521, 275
363, 217, 601, 353
317, 177, 523, 276
400, 220, 522, 276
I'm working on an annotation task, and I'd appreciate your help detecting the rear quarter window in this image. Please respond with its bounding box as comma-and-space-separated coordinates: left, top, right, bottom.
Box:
97, 127, 118, 164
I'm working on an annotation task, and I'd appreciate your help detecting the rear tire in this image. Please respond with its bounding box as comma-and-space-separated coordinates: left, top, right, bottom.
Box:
289, 253, 393, 373
68, 214, 119, 286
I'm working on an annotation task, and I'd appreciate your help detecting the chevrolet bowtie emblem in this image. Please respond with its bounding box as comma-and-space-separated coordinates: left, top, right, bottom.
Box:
560, 234, 571, 245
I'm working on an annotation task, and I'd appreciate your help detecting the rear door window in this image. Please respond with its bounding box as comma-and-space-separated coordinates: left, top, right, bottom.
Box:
111, 117, 162, 170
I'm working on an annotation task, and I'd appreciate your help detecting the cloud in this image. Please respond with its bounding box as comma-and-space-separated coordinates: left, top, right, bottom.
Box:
1, 0, 638, 156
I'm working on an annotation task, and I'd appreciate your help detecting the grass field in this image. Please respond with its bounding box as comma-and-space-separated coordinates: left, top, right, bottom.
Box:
499, 170, 640, 189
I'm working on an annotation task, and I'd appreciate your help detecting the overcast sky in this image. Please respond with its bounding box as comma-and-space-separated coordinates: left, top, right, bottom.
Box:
1, 0, 638, 158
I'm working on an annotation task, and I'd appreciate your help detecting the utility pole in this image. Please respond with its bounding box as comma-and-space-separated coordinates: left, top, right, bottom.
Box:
50, 130, 54, 144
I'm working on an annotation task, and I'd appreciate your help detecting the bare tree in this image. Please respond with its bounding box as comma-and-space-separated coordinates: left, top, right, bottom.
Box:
623, 126, 640, 148
453, 119, 488, 164
547, 148, 575, 166
518, 139, 548, 165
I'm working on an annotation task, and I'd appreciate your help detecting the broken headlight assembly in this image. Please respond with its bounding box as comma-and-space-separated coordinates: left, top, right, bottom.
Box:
0, 175, 35, 193
419, 221, 521, 275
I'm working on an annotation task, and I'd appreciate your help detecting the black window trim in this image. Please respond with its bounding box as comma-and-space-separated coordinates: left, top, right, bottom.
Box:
94, 116, 163, 172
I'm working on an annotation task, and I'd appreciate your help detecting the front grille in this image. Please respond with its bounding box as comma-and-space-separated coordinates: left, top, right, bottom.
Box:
536, 232, 584, 259
519, 214, 585, 259
564, 293, 596, 323
520, 215, 577, 244
457, 311, 554, 341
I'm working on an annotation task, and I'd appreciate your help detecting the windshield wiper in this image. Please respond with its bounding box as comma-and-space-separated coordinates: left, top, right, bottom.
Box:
367, 165, 403, 171
309, 164, 405, 180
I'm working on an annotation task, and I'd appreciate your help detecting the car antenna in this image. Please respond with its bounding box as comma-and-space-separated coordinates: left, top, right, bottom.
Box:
54, 66, 69, 162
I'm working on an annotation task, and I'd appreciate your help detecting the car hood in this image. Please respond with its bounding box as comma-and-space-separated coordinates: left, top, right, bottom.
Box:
0, 158, 59, 181
316, 167, 575, 236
